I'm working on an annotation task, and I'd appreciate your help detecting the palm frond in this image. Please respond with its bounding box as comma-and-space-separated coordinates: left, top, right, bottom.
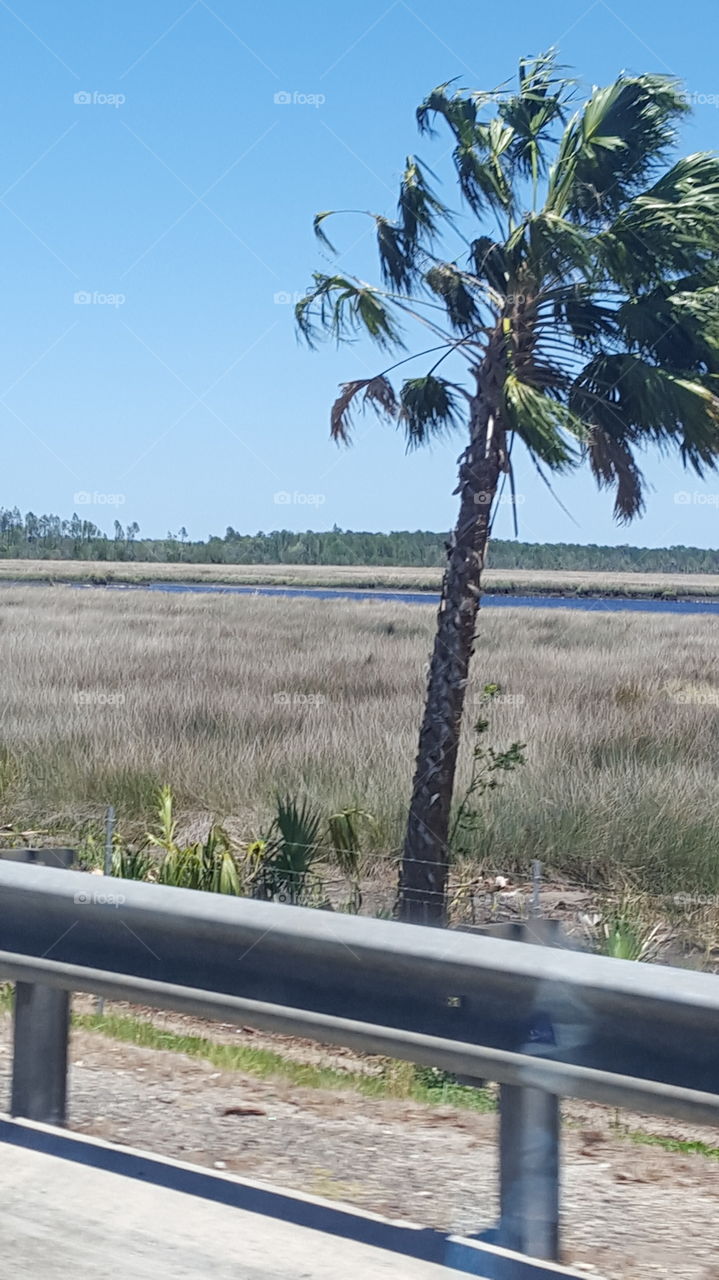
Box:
262, 795, 324, 903
373, 157, 449, 291
326, 807, 377, 876
502, 374, 584, 468
296, 274, 403, 350
313, 211, 338, 252
416, 80, 483, 139
599, 153, 719, 286
424, 263, 484, 331
521, 211, 594, 282
500, 49, 574, 185
538, 286, 619, 351
399, 375, 463, 448
399, 156, 446, 246
330, 376, 397, 443
548, 73, 689, 222
376, 216, 413, 290
453, 137, 512, 216
615, 283, 719, 372
585, 427, 646, 522
570, 354, 719, 472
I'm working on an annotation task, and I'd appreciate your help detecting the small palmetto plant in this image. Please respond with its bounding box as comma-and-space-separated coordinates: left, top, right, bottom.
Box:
249, 796, 373, 907
251, 794, 324, 904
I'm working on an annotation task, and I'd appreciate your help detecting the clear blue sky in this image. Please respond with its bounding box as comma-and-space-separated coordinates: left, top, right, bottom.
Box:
1, 0, 718, 547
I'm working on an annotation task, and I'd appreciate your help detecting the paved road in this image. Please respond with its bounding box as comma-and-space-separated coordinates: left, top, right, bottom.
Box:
0, 1143, 475, 1280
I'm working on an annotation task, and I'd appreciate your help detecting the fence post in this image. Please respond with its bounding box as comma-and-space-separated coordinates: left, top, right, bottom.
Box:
96, 806, 115, 1016
0, 848, 75, 1126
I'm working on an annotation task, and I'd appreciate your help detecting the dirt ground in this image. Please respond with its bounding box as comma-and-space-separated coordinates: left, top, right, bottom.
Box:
1, 1006, 717, 1280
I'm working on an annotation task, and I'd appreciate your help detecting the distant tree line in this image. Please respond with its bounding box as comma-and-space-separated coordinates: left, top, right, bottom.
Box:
0, 507, 716, 573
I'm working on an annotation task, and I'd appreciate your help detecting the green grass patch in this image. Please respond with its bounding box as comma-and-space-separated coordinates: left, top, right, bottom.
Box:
625, 1128, 719, 1161
72, 1009, 496, 1113
4, 989, 718, 1158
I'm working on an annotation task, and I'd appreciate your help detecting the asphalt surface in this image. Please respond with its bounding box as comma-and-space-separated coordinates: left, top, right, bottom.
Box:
0, 1143, 477, 1280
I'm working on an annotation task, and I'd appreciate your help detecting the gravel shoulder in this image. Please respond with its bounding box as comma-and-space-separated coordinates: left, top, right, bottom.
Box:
1, 1007, 717, 1280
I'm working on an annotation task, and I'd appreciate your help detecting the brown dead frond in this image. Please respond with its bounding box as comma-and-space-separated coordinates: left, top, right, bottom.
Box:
330, 376, 397, 443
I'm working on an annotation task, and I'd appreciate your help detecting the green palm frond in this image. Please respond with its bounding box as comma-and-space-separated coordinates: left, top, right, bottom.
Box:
327, 807, 377, 876
452, 135, 513, 216
599, 154, 719, 287
416, 80, 484, 139
257, 794, 324, 903
548, 73, 689, 222
500, 49, 574, 192
376, 216, 413, 290
615, 284, 719, 371
502, 375, 584, 467
313, 211, 338, 252
520, 211, 594, 282
296, 274, 403, 350
399, 376, 463, 447
571, 355, 719, 469
539, 286, 619, 351
373, 158, 448, 290
398, 156, 447, 246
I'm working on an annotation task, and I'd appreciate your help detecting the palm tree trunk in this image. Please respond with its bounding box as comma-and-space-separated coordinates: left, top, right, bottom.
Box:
397, 392, 502, 925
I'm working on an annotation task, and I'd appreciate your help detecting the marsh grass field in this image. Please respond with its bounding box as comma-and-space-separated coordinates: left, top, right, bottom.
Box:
2, 558, 719, 597
0, 584, 718, 894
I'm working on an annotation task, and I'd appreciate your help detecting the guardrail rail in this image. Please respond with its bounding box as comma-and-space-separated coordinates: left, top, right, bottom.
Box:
0, 855, 717, 1271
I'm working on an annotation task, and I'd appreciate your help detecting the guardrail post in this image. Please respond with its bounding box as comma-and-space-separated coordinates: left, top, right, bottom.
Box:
498, 1083, 560, 1261
1, 848, 75, 1126
476, 917, 563, 1262
11, 982, 71, 1125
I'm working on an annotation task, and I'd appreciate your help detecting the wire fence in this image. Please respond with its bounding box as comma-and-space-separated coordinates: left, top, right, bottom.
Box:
0, 804, 563, 927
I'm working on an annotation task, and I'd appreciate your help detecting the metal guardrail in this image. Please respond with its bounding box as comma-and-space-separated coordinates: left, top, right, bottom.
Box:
0, 857, 718, 1270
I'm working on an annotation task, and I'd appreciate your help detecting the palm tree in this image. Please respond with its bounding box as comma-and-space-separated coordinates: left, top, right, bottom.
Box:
297, 51, 719, 924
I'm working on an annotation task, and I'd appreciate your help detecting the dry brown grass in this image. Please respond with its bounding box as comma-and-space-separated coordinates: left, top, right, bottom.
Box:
0, 585, 717, 890
0, 559, 718, 596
